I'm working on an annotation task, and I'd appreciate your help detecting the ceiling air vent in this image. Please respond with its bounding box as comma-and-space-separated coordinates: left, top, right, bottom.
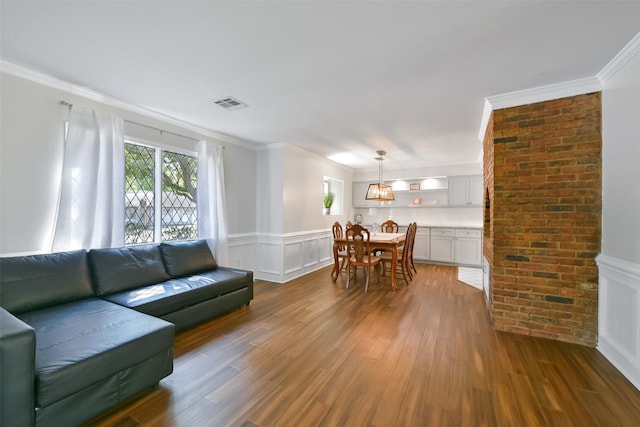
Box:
213, 96, 249, 111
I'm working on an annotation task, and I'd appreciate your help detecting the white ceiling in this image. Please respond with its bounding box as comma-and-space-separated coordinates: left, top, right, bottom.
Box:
1, 1, 639, 170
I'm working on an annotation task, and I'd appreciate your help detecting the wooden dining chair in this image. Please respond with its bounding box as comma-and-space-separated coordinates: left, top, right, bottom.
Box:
345, 224, 381, 292
406, 222, 418, 277
380, 220, 399, 233
380, 222, 417, 284
373, 219, 399, 256
332, 222, 349, 278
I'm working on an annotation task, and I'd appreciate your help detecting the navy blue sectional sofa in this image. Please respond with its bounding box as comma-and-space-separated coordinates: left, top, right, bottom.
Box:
0, 239, 253, 427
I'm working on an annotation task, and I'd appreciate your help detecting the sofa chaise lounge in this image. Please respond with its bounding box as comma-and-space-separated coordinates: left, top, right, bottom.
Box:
0, 239, 253, 427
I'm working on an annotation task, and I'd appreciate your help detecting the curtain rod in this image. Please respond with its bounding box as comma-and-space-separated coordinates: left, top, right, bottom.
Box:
123, 119, 201, 143
59, 100, 224, 147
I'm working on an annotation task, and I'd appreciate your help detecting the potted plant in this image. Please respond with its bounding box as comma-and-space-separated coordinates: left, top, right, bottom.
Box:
323, 192, 334, 215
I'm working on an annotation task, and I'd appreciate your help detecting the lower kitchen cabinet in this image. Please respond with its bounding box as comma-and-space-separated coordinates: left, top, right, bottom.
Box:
454, 229, 482, 265
413, 227, 430, 260
429, 228, 455, 262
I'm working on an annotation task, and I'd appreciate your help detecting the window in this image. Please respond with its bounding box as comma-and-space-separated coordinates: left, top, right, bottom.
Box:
323, 176, 344, 215
125, 141, 198, 245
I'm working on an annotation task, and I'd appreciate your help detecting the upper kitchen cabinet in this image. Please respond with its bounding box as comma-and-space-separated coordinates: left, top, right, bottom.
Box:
354, 177, 450, 208
448, 175, 483, 206
391, 177, 448, 207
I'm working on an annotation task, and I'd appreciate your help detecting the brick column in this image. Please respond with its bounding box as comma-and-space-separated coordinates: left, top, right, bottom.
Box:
483, 114, 495, 321
484, 92, 601, 346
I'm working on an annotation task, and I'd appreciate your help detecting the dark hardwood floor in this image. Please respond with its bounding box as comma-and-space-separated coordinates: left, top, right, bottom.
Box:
86, 264, 640, 426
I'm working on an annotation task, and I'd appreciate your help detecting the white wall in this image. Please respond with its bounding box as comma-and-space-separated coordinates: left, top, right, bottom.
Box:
601, 57, 640, 264
354, 206, 483, 228
597, 43, 640, 391
251, 143, 353, 282
0, 71, 257, 255
220, 143, 257, 235
283, 144, 353, 233
256, 145, 285, 234
1, 73, 69, 254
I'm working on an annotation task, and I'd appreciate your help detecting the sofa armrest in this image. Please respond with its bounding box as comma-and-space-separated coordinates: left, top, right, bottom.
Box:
1, 307, 35, 427
218, 267, 254, 301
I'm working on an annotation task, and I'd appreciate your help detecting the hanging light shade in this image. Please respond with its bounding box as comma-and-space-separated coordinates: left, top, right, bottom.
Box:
365, 150, 395, 201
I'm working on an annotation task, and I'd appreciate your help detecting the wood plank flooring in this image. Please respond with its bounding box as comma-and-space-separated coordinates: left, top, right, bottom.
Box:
85, 264, 640, 427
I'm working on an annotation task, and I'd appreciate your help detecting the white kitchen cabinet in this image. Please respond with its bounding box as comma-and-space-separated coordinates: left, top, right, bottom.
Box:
454, 229, 482, 266
469, 175, 484, 205
448, 175, 483, 206
430, 228, 455, 262
392, 177, 448, 207
393, 189, 448, 207
353, 178, 450, 208
413, 227, 430, 260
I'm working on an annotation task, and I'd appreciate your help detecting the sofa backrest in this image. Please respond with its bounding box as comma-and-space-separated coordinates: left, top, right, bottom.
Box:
0, 250, 94, 314
88, 245, 170, 296
160, 240, 218, 278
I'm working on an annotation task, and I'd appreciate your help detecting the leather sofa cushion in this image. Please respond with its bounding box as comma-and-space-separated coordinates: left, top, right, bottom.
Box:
89, 245, 170, 296
102, 267, 250, 317
0, 308, 35, 427
0, 250, 93, 314
160, 240, 217, 278
16, 298, 174, 408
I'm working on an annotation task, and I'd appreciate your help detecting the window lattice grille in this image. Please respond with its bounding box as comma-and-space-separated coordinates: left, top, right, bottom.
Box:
161, 151, 198, 241
124, 144, 155, 244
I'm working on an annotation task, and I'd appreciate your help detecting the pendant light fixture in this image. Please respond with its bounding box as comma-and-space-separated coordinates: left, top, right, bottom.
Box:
365, 150, 395, 202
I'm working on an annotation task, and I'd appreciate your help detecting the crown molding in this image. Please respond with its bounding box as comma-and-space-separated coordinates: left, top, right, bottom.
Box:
477, 98, 493, 141
477, 76, 603, 141
1, 60, 259, 150
597, 31, 640, 84
256, 142, 286, 151
481, 32, 640, 119
486, 76, 602, 112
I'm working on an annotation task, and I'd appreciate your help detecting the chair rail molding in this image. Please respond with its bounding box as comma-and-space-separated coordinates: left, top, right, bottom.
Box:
596, 253, 640, 391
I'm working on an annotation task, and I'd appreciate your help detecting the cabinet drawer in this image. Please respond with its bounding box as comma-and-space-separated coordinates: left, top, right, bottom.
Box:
431, 228, 454, 237
415, 227, 429, 236
455, 229, 481, 238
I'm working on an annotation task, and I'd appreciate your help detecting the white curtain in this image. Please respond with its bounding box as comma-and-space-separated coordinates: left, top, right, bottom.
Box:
51, 108, 124, 251
197, 140, 229, 264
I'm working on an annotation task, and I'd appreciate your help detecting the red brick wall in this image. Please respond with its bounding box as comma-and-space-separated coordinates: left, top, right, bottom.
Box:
486, 92, 601, 346
482, 113, 495, 320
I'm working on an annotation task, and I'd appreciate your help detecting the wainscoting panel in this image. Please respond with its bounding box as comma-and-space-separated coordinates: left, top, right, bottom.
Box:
257, 237, 282, 280
302, 239, 318, 268
318, 235, 333, 263
283, 241, 303, 274
228, 233, 256, 273
596, 254, 640, 391
230, 230, 334, 283
281, 230, 334, 282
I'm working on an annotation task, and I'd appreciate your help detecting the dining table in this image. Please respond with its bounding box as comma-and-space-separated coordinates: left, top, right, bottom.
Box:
332, 231, 406, 290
